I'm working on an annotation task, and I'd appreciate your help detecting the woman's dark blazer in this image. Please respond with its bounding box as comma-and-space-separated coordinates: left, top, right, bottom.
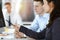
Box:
19, 17, 60, 40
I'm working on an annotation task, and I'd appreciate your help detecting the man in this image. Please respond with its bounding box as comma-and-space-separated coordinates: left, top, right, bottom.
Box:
14, 0, 50, 38
28, 0, 50, 32
3, 2, 22, 27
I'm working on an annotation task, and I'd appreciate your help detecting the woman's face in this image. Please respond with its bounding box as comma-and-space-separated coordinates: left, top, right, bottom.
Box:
43, 0, 54, 13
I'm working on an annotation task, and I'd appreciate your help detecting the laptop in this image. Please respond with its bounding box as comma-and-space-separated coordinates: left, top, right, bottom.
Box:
0, 0, 5, 33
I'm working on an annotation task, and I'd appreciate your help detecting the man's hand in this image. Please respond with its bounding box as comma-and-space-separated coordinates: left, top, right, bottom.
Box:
13, 24, 20, 32
0, 34, 8, 36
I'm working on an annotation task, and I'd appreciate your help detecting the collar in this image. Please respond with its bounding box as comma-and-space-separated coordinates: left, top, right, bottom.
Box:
43, 13, 50, 18
6, 9, 14, 16
39, 13, 50, 20
39, 13, 50, 18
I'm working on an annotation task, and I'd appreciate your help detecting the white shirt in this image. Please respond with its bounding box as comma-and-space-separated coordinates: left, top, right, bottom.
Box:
2, 9, 22, 27
29, 13, 50, 32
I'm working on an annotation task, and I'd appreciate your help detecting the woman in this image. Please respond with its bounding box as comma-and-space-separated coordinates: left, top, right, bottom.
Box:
14, 0, 60, 40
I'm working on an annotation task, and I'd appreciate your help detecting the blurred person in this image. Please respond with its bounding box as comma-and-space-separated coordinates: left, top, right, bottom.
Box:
2, 2, 22, 27
2, 2, 24, 38
29, 0, 50, 32
14, 0, 60, 40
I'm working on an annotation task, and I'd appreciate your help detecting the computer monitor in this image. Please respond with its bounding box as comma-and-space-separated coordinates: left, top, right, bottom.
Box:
0, 0, 5, 28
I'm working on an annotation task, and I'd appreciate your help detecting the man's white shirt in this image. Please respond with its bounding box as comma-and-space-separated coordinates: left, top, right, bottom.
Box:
2, 9, 22, 27
29, 13, 50, 32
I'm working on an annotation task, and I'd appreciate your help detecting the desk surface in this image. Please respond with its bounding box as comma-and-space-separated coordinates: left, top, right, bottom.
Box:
0, 34, 35, 40
0, 27, 35, 40
0, 37, 35, 40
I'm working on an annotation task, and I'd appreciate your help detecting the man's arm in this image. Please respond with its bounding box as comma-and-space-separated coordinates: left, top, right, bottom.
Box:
14, 14, 23, 25
29, 16, 39, 32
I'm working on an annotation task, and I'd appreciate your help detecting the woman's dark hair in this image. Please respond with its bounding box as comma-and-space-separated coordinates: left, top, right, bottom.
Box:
47, 0, 60, 27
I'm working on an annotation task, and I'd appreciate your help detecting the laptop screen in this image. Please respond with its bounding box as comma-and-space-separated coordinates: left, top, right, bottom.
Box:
0, 0, 5, 28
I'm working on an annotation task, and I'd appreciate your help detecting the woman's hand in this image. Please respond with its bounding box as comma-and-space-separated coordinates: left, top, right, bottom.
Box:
14, 31, 24, 38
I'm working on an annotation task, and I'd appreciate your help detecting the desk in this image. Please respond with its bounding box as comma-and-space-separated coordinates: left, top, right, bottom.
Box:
0, 38, 35, 40
0, 29, 35, 40
0, 35, 35, 40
